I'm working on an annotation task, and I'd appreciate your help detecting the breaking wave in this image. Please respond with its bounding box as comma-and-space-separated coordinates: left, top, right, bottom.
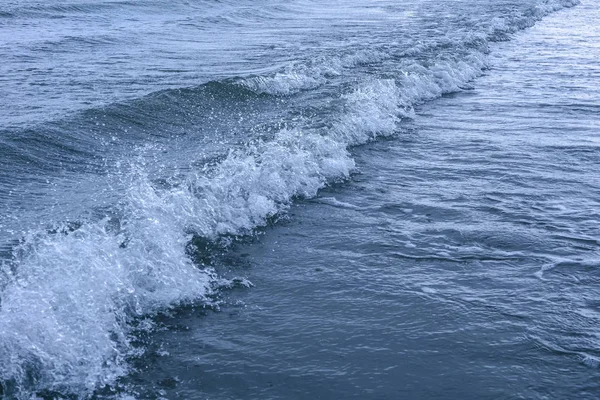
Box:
0, 0, 580, 398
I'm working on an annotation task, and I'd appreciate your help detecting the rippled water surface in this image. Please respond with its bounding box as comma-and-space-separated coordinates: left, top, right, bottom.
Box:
0, 0, 598, 398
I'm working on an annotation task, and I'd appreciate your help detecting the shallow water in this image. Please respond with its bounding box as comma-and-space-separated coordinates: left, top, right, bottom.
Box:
0, 0, 598, 398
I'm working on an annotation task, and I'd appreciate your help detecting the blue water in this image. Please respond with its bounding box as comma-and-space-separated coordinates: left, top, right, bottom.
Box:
1, 0, 598, 398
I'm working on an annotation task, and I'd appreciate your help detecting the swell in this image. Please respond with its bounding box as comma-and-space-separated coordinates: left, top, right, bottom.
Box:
0, 0, 581, 398
0, 0, 292, 22
0, 80, 270, 176
0, 1, 148, 19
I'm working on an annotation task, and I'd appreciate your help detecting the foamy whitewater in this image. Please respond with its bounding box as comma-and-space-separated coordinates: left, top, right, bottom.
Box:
1, 0, 598, 398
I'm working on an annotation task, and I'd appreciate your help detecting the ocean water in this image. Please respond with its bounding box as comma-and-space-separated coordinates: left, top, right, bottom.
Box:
0, 0, 598, 398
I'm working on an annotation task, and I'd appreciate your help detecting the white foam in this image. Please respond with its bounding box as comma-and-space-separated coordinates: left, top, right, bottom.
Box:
240, 69, 327, 96
238, 49, 389, 96
314, 197, 363, 210
421, 286, 438, 294
0, 173, 213, 397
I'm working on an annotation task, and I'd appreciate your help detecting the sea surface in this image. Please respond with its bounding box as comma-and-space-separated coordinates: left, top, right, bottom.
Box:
0, 0, 599, 398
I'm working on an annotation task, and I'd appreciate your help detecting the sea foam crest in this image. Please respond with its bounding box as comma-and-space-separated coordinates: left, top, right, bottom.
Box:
240, 68, 328, 96
399, 53, 487, 102
0, 173, 213, 398
332, 79, 407, 146
238, 49, 389, 95
162, 130, 354, 238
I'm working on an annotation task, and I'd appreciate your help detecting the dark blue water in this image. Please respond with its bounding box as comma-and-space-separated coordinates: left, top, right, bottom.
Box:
1, 0, 598, 398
